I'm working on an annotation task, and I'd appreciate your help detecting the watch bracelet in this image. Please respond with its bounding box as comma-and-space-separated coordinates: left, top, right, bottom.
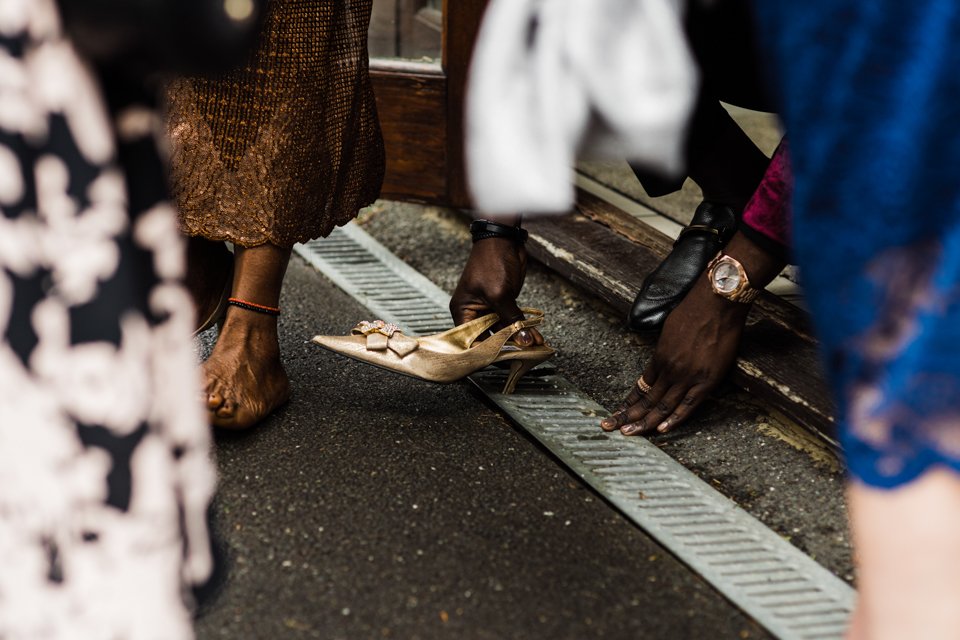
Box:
736, 288, 760, 304
470, 219, 528, 244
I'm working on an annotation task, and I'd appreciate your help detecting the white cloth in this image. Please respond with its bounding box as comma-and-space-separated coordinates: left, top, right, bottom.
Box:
466, 0, 697, 215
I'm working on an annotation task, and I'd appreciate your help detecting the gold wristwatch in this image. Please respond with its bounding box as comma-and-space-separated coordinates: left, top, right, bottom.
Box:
706, 253, 760, 304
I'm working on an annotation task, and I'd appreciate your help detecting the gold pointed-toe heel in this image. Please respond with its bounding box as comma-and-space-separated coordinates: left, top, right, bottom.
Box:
312, 308, 555, 393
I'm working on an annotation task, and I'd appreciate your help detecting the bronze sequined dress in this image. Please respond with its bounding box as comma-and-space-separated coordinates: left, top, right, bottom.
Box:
166, 0, 385, 248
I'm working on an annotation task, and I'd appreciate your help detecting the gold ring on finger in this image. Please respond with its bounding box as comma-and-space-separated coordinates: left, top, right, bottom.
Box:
637, 376, 652, 393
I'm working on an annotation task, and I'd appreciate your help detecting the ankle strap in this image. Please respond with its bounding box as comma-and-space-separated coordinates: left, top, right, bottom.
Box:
482, 308, 545, 352
227, 298, 280, 316
452, 308, 545, 351
517, 307, 544, 327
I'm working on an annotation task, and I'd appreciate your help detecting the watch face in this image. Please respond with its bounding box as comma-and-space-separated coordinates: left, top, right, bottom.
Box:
713, 261, 741, 294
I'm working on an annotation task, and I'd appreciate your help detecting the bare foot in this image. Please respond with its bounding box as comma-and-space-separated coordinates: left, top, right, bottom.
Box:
202, 242, 292, 429
203, 308, 290, 430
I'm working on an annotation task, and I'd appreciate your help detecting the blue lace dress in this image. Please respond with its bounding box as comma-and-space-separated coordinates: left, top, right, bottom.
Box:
752, 0, 960, 487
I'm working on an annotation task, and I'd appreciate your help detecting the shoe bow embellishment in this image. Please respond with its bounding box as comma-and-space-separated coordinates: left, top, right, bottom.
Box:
351, 320, 419, 357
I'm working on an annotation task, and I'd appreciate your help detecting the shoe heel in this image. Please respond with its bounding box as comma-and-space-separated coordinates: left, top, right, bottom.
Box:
502, 358, 539, 395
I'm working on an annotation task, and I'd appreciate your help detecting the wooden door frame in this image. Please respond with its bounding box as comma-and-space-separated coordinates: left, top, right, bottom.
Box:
370, 0, 487, 208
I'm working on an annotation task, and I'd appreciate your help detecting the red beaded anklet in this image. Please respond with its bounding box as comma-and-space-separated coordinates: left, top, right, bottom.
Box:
227, 297, 281, 316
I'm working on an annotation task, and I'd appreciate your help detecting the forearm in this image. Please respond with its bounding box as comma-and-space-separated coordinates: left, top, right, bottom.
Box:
722, 231, 789, 291
680, 230, 787, 332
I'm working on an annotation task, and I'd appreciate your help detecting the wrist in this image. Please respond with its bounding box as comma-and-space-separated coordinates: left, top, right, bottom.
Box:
470, 219, 528, 244
691, 272, 754, 318
720, 233, 787, 289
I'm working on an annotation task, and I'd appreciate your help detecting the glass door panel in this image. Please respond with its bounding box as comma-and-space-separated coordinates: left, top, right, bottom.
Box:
367, 0, 488, 207
369, 0, 442, 64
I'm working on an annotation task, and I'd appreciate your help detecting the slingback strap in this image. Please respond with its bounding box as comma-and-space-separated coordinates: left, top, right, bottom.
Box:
517, 307, 545, 328
429, 308, 546, 353
475, 308, 546, 355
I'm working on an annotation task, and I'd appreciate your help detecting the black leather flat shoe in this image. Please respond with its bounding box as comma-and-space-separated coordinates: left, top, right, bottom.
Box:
628, 201, 738, 333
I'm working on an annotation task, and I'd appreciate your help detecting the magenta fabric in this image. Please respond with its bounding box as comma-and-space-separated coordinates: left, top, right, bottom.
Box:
742, 141, 791, 249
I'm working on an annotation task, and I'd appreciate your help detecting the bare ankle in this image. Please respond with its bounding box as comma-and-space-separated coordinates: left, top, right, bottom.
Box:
218, 310, 280, 346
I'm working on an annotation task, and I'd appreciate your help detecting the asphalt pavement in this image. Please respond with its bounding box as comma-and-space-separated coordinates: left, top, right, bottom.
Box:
193, 200, 852, 640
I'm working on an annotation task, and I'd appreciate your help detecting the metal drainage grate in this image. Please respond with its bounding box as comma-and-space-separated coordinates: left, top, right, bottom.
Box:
298, 225, 452, 336
296, 223, 856, 640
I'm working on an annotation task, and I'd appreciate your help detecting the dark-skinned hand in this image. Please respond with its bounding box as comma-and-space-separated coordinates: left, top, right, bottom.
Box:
601, 276, 750, 435
601, 232, 786, 436
450, 236, 544, 347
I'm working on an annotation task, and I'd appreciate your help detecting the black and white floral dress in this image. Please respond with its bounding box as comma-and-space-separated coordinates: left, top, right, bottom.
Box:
0, 1, 215, 637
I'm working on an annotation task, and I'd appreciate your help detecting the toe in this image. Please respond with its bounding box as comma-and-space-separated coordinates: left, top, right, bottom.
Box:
212, 402, 255, 430
216, 398, 236, 420
206, 391, 223, 411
